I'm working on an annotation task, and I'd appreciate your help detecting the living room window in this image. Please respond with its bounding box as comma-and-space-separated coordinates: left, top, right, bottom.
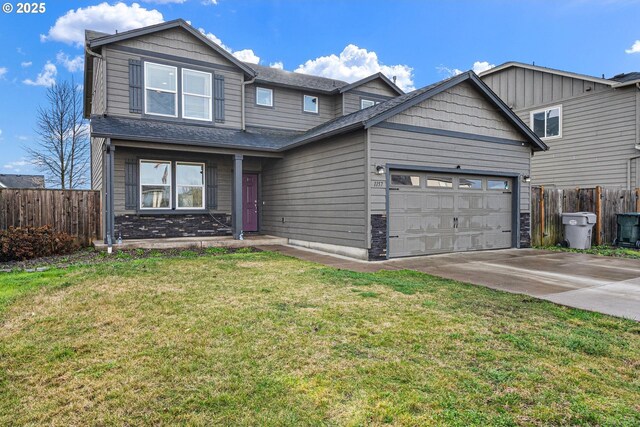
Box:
144, 63, 178, 117
176, 162, 205, 209
182, 69, 212, 121
140, 160, 172, 209
530, 105, 562, 139
256, 87, 273, 107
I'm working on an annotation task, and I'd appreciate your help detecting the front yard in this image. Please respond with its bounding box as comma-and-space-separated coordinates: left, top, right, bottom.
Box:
1, 250, 639, 426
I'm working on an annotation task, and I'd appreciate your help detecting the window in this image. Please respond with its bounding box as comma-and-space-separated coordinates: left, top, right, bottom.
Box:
530, 105, 561, 139
303, 95, 318, 113
182, 69, 212, 121
459, 178, 482, 189
176, 162, 205, 209
145, 63, 177, 117
256, 87, 273, 107
391, 174, 420, 187
427, 177, 453, 188
140, 160, 172, 209
488, 179, 510, 190
361, 99, 377, 109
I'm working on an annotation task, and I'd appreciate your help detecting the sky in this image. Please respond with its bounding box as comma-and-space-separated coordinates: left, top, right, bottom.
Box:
0, 0, 639, 183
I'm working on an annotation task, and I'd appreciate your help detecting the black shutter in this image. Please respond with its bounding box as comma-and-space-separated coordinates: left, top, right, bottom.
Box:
124, 159, 138, 210
206, 164, 217, 209
129, 59, 143, 113
214, 74, 225, 122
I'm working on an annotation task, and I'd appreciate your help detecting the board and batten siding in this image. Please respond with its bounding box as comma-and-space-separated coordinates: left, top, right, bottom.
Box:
104, 27, 244, 129
342, 78, 400, 115
112, 146, 262, 215
244, 84, 337, 131
261, 131, 367, 249
514, 87, 639, 188
481, 67, 611, 111
369, 81, 532, 215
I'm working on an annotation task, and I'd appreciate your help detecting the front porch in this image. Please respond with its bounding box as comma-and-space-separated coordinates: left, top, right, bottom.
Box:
94, 234, 287, 250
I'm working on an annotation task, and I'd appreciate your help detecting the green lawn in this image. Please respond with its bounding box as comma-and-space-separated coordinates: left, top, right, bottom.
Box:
1, 251, 639, 426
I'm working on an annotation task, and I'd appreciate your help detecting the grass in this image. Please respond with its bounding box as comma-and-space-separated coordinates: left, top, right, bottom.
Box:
538, 244, 640, 259
0, 251, 639, 426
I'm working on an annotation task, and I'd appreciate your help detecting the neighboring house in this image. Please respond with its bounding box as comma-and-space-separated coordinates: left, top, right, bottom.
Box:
479, 62, 640, 189
84, 19, 546, 260
0, 174, 45, 189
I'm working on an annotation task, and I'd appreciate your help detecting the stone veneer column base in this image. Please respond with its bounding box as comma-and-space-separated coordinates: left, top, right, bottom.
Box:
368, 214, 387, 261
520, 212, 531, 248
114, 214, 232, 239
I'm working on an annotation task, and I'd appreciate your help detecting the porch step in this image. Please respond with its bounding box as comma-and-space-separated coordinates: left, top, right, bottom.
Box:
93, 235, 288, 250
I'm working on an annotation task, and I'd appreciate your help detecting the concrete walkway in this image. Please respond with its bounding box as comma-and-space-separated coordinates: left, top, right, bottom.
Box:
260, 245, 640, 321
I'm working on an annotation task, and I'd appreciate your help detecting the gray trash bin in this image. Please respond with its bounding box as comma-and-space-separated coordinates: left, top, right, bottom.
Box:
562, 212, 597, 249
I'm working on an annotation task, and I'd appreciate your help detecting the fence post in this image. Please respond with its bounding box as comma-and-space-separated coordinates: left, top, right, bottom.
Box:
636, 188, 640, 212
595, 186, 602, 246
539, 186, 545, 246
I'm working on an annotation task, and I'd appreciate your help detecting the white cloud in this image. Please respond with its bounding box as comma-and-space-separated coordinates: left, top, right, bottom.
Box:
41, 2, 164, 47
3, 159, 30, 172
21, 61, 32, 68
202, 0, 218, 5
23, 62, 57, 87
626, 40, 640, 54
0, 67, 7, 79
198, 28, 260, 64
270, 61, 284, 70
294, 44, 415, 92
437, 60, 495, 77
471, 61, 495, 74
142, 0, 186, 3
56, 51, 84, 72
17, 135, 28, 141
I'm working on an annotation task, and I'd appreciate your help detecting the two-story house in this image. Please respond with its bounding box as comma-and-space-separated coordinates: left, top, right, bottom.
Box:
85, 20, 546, 260
479, 62, 640, 189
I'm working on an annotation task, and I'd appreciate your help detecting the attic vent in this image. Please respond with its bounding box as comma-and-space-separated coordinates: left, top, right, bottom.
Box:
393, 76, 397, 84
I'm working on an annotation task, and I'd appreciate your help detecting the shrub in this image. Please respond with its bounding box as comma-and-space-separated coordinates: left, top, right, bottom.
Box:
0, 226, 80, 262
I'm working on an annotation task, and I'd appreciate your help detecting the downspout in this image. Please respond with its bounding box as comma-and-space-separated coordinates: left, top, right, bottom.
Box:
241, 76, 257, 131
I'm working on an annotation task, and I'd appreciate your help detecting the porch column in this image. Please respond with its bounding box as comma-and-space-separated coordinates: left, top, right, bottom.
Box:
232, 154, 243, 239
103, 139, 115, 244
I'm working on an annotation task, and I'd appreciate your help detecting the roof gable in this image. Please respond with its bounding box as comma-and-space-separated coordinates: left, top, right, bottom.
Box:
246, 63, 348, 93
338, 73, 404, 95
479, 62, 614, 86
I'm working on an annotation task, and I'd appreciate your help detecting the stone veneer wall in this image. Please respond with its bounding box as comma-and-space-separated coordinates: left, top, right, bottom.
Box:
520, 212, 531, 248
115, 214, 232, 239
368, 214, 387, 261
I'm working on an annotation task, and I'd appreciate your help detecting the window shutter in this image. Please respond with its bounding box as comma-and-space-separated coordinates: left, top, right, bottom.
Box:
124, 159, 138, 210
206, 164, 218, 209
214, 74, 225, 123
129, 59, 143, 114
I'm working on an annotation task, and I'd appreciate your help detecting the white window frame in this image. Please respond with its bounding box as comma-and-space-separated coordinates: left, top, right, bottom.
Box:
303, 94, 319, 113
182, 68, 212, 122
175, 161, 206, 210
144, 62, 178, 118
139, 159, 172, 210
256, 87, 273, 107
530, 105, 562, 140
361, 99, 377, 109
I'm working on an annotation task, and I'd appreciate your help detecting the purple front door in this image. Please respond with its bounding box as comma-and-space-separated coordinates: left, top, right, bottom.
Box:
242, 173, 259, 232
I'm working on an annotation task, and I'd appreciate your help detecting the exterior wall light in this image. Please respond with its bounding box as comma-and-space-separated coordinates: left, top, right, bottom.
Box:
375, 165, 385, 175
522, 175, 531, 183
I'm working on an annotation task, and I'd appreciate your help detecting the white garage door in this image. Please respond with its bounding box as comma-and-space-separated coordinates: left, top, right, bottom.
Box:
388, 171, 513, 258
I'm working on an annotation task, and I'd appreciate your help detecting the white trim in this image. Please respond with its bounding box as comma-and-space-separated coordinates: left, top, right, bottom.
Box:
303, 94, 319, 113
175, 161, 206, 210
529, 104, 562, 140
139, 159, 172, 210
181, 68, 212, 122
256, 87, 273, 107
144, 62, 178, 118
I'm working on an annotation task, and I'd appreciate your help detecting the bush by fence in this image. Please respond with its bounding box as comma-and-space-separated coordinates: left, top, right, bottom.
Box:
531, 186, 640, 247
0, 225, 80, 261
0, 189, 101, 246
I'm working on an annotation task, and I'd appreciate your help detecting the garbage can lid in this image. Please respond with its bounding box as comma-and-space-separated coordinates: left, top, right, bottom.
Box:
562, 212, 597, 223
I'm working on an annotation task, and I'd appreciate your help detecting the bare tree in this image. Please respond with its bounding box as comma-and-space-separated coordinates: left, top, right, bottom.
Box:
26, 78, 89, 189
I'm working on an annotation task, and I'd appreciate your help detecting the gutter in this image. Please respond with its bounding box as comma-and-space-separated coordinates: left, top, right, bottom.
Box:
241, 76, 257, 131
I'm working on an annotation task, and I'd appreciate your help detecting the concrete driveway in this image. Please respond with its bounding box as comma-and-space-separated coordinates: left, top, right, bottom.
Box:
264, 246, 640, 321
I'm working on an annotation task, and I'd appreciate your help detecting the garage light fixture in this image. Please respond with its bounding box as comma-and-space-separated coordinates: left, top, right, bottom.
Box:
522, 175, 531, 183
375, 165, 386, 175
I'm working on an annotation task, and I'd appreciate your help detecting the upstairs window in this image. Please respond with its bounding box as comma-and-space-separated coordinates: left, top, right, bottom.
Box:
531, 105, 561, 139
144, 63, 177, 117
256, 87, 273, 107
361, 99, 379, 109
303, 95, 318, 113
182, 69, 212, 121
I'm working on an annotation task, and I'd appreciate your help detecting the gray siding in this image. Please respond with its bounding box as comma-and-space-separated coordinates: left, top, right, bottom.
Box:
244, 84, 337, 131
104, 28, 244, 128
482, 66, 610, 111
262, 131, 367, 248
342, 78, 399, 115
90, 137, 104, 191
91, 56, 106, 115
113, 146, 262, 215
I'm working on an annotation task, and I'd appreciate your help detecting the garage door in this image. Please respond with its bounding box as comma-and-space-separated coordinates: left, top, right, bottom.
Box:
388, 172, 513, 257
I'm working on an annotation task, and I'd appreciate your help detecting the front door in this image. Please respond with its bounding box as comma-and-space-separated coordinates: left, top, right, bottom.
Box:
242, 173, 259, 232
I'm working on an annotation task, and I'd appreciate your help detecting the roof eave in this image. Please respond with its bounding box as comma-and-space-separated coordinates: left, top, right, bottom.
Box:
338, 72, 404, 95
278, 122, 365, 151
252, 78, 340, 94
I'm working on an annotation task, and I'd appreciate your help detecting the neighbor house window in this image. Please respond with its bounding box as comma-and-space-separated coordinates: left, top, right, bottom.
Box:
488, 179, 510, 190
391, 174, 420, 187
361, 99, 378, 109
176, 162, 205, 209
459, 178, 482, 189
427, 177, 453, 188
303, 95, 318, 113
182, 69, 212, 121
530, 105, 561, 139
140, 160, 172, 209
256, 87, 273, 106
144, 63, 177, 117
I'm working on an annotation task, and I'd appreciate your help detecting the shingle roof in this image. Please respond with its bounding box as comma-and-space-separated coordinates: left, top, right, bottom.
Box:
245, 63, 348, 93
0, 174, 45, 189
609, 72, 640, 83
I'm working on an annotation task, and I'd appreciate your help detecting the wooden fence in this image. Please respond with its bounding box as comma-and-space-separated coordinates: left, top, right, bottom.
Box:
531, 186, 640, 247
0, 189, 101, 245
